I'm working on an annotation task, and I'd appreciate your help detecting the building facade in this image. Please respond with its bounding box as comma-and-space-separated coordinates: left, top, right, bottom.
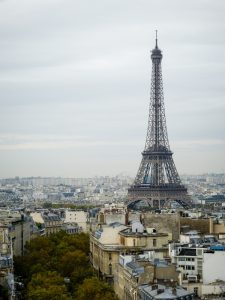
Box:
90, 221, 169, 284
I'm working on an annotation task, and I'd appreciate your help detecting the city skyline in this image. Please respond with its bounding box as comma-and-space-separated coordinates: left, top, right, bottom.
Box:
0, 0, 225, 177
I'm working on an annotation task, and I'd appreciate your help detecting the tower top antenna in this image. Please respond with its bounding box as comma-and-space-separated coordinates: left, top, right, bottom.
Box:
155, 30, 158, 48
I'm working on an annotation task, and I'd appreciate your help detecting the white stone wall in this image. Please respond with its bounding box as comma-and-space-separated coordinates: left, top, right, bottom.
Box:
64, 210, 88, 232
98, 225, 127, 244
203, 251, 225, 284
105, 214, 126, 225
202, 283, 225, 296
131, 221, 144, 233
13, 221, 31, 256
128, 213, 141, 223
30, 212, 44, 224
179, 234, 190, 244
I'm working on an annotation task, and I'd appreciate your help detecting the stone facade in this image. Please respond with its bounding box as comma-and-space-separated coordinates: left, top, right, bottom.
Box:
64, 210, 88, 232
180, 217, 211, 235
143, 212, 180, 240
90, 222, 170, 285
143, 213, 225, 242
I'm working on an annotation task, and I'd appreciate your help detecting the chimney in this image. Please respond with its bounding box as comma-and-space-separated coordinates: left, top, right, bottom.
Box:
125, 211, 129, 225
172, 287, 177, 295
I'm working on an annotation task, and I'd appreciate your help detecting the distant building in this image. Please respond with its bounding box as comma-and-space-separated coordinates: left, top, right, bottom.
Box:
64, 210, 88, 232
30, 211, 63, 236
143, 212, 180, 241
62, 223, 80, 235
42, 213, 63, 236
96, 203, 141, 228
0, 210, 31, 256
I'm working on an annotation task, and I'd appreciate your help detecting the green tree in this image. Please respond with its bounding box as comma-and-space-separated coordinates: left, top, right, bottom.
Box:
0, 284, 8, 300
59, 250, 88, 277
15, 232, 111, 299
75, 277, 118, 300
26, 236, 54, 253
27, 271, 70, 300
62, 233, 90, 255
42, 202, 53, 209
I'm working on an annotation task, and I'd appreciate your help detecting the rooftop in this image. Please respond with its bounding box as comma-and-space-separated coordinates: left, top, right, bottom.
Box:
178, 248, 196, 256
119, 227, 168, 237
140, 284, 195, 299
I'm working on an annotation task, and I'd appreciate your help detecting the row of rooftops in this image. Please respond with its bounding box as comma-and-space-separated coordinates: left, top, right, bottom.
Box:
178, 231, 225, 253
176, 245, 225, 257
93, 220, 168, 241
118, 251, 196, 299
119, 227, 168, 237
42, 213, 61, 222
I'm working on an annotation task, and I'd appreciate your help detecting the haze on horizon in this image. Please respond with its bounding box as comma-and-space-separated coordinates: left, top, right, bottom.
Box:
0, 0, 225, 178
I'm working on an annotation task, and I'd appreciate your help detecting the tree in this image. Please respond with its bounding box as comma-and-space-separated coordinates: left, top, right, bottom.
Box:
26, 236, 54, 254
0, 284, 8, 300
75, 277, 118, 300
42, 202, 52, 209
61, 233, 90, 255
59, 250, 89, 277
15, 232, 113, 299
27, 271, 70, 300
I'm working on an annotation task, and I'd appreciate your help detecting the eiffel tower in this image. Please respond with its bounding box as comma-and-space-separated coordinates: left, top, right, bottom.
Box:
127, 33, 191, 210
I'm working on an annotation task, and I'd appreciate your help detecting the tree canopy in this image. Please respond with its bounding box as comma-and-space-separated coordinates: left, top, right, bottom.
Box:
14, 231, 118, 300
27, 271, 69, 300
75, 277, 118, 300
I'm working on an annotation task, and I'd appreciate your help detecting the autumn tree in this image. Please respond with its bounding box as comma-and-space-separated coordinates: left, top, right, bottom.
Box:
75, 277, 118, 300
14, 231, 118, 300
27, 271, 70, 300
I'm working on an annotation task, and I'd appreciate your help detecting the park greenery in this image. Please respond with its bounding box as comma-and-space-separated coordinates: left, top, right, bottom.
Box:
42, 202, 100, 210
14, 231, 118, 300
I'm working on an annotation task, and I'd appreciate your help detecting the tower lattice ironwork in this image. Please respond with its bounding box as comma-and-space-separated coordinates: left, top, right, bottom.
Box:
127, 34, 191, 209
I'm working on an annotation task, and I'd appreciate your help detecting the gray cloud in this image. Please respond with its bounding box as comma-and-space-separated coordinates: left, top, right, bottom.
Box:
0, 0, 225, 177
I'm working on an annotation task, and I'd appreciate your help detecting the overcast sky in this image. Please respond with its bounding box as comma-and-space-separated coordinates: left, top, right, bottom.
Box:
0, 0, 225, 178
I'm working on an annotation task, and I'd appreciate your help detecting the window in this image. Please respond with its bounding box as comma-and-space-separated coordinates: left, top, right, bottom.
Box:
109, 263, 112, 275
109, 253, 112, 260
153, 239, 157, 247
179, 265, 185, 269
186, 258, 193, 261
120, 237, 125, 245
194, 287, 198, 295
179, 257, 185, 261
133, 239, 136, 246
